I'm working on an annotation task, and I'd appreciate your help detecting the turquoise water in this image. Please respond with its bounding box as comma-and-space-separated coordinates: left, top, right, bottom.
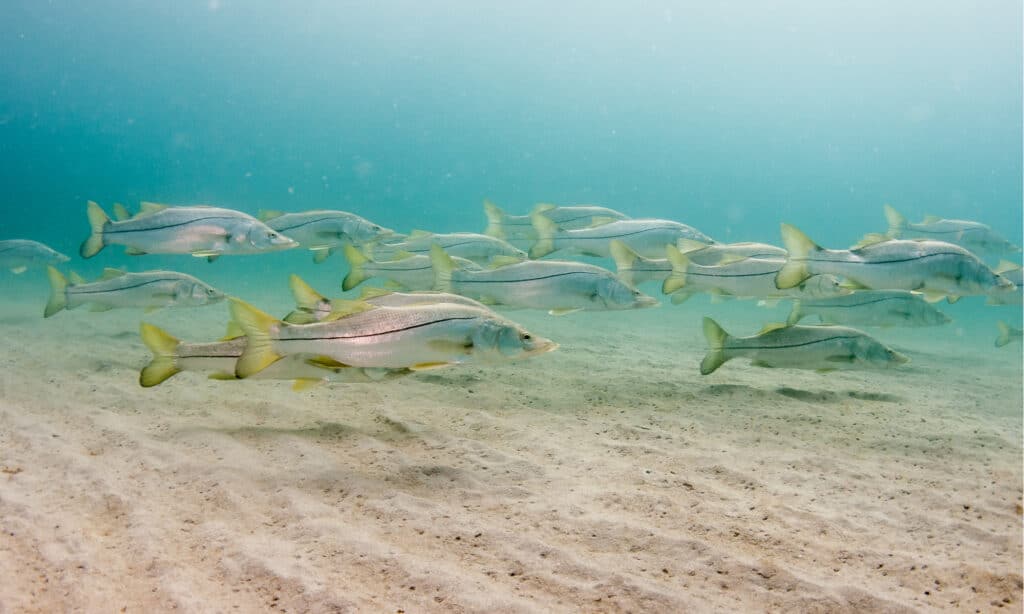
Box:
2, 2, 1021, 345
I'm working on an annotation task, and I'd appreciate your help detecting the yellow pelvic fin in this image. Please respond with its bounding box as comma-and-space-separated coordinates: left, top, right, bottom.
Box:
306, 355, 351, 369
548, 308, 583, 316
138, 322, 182, 387
229, 298, 284, 378
207, 372, 237, 381
410, 362, 455, 371
292, 378, 325, 392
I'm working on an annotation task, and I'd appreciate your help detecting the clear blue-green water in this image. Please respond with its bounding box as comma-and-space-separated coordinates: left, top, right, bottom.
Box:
1, 1, 1021, 346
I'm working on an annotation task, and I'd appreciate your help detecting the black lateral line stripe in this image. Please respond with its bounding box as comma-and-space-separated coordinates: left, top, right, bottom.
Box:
105, 215, 243, 235
457, 271, 600, 284
271, 216, 345, 232
800, 252, 967, 266
70, 277, 177, 295
564, 226, 680, 240
809, 296, 911, 309
288, 316, 477, 341
909, 226, 984, 236
731, 334, 861, 351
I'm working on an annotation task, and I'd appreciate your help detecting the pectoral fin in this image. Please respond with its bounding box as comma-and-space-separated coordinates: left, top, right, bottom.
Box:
306, 356, 351, 369
548, 308, 582, 316
10, 266, 27, 274
292, 378, 325, 392
410, 361, 455, 371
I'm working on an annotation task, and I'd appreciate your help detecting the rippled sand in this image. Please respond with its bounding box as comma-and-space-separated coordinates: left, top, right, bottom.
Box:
1, 286, 1021, 612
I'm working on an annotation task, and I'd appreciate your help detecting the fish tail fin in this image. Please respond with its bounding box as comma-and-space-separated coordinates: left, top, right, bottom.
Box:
700, 317, 732, 375
529, 211, 558, 258
430, 243, 457, 292
80, 201, 109, 258
44, 266, 70, 318
483, 199, 507, 239
139, 322, 182, 387
341, 244, 371, 291
289, 274, 328, 312
775, 223, 819, 289
995, 320, 1013, 347
609, 240, 639, 286
786, 300, 803, 325
883, 204, 906, 238
229, 298, 283, 377
662, 245, 689, 294
311, 247, 336, 264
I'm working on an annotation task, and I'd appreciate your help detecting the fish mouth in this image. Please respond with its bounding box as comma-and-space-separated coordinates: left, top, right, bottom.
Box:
892, 351, 911, 365
525, 338, 559, 356
634, 295, 661, 309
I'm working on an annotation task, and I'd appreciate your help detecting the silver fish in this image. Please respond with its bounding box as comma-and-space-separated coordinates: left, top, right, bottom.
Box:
230, 299, 558, 375
139, 322, 410, 389
431, 245, 658, 315
483, 200, 630, 241
284, 274, 489, 324
373, 231, 526, 263
884, 204, 1020, 254
987, 261, 1022, 306
659, 245, 849, 303
611, 240, 789, 286
45, 266, 224, 318
342, 244, 481, 291
775, 224, 1015, 301
0, 239, 69, 273
995, 321, 1022, 348
787, 290, 951, 327
700, 318, 909, 375
80, 201, 297, 259
260, 209, 396, 263
530, 214, 713, 259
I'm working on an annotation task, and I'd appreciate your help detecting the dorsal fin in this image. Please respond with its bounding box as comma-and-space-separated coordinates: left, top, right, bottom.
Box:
112, 203, 132, 221
532, 203, 556, 214
408, 229, 432, 238
358, 286, 393, 299
851, 233, 890, 249
138, 201, 169, 216
757, 322, 789, 335
101, 267, 127, 280
488, 255, 524, 269
587, 216, 617, 228
68, 271, 88, 285
677, 238, 710, 254
288, 274, 328, 310
922, 215, 942, 224
390, 250, 417, 260
258, 209, 284, 221
322, 299, 376, 322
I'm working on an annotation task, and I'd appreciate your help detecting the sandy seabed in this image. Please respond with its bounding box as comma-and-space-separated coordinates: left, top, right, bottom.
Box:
0, 292, 1021, 613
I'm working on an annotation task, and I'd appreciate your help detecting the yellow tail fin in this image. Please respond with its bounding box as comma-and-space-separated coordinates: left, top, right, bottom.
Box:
342, 244, 371, 291
699, 317, 731, 375
662, 245, 689, 295
139, 322, 182, 387
609, 240, 638, 286
43, 266, 69, 318
775, 224, 819, 289
786, 300, 804, 325
883, 204, 905, 238
229, 298, 283, 378
483, 199, 506, 239
995, 321, 1014, 347
312, 247, 336, 264
80, 201, 109, 258
289, 274, 328, 312
430, 243, 457, 293
529, 211, 559, 258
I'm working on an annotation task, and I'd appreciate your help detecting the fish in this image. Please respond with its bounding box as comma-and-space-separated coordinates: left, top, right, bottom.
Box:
659, 245, 849, 304
774, 224, 1015, 302
44, 266, 224, 318
611, 240, 791, 287
80, 201, 298, 259
884, 204, 1020, 254
341, 244, 481, 291
139, 322, 411, 389
259, 209, 396, 263
372, 230, 526, 263
284, 274, 489, 324
699, 317, 909, 375
229, 298, 558, 375
0, 239, 69, 273
786, 290, 951, 327
431, 245, 659, 315
483, 200, 630, 240
987, 261, 1023, 306
995, 321, 1023, 348
530, 214, 713, 259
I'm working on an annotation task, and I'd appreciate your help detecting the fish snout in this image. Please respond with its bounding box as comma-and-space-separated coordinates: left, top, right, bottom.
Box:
525, 335, 559, 356
890, 350, 911, 365
634, 294, 661, 309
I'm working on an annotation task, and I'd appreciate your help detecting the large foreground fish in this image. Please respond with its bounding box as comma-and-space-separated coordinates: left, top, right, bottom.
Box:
259, 209, 396, 263
775, 224, 1014, 301
0, 239, 69, 273
699, 317, 909, 375
431, 245, 658, 315
884, 204, 1020, 254
372, 231, 526, 263
80, 201, 297, 259
45, 266, 224, 317
483, 200, 630, 241
530, 214, 713, 259
139, 322, 412, 389
342, 244, 480, 291
786, 290, 951, 327
229, 298, 558, 375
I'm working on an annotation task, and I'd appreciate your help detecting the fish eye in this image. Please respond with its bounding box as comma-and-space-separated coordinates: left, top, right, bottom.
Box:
521, 333, 532, 341
266, 232, 276, 239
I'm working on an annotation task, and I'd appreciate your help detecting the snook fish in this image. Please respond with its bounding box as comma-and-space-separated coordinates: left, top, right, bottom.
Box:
342, 244, 480, 291
775, 224, 1015, 302
260, 209, 396, 263
45, 266, 224, 318
530, 214, 713, 259
139, 323, 411, 389
699, 317, 909, 375
987, 261, 1022, 306
229, 298, 558, 375
786, 290, 951, 327
610, 240, 788, 286
884, 204, 1020, 254
431, 245, 658, 315
483, 200, 630, 240
372, 231, 526, 263
0, 239, 69, 273
80, 201, 297, 259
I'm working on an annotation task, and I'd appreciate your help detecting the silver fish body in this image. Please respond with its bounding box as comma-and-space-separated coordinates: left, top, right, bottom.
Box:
264, 210, 395, 250
0, 239, 69, 273
45, 267, 224, 317
484, 200, 630, 241
787, 290, 951, 327
531, 217, 713, 259
677, 240, 788, 265
342, 244, 481, 291
987, 262, 1022, 305
885, 205, 1020, 254
374, 232, 526, 263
